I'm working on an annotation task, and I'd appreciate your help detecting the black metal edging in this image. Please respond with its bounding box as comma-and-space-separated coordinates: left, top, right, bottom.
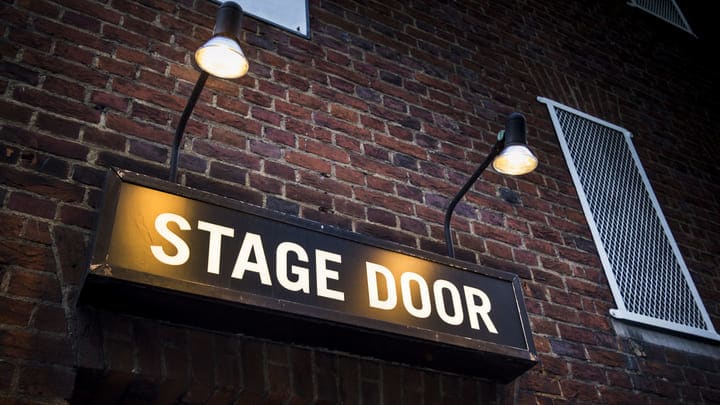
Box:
80, 169, 537, 381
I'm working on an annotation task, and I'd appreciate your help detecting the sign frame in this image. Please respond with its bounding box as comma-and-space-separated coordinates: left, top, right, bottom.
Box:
79, 169, 537, 381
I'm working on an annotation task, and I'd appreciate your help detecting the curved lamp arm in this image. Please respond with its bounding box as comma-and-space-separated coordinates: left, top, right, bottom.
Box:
168, 71, 209, 182
167, 2, 248, 182
443, 139, 503, 258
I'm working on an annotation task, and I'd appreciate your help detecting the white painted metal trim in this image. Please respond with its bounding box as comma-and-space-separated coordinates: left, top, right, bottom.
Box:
627, 0, 695, 36
537, 96, 720, 342
223, 0, 311, 38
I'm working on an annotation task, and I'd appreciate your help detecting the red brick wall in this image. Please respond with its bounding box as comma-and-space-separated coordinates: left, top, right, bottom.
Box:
1, 0, 719, 403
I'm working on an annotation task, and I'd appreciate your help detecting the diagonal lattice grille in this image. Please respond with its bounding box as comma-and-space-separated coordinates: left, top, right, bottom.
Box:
628, 0, 694, 34
541, 101, 716, 336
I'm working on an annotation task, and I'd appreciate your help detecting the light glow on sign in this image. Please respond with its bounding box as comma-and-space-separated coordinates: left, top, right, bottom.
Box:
85, 171, 537, 381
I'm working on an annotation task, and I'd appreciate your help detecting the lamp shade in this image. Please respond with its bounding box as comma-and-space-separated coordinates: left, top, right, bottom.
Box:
195, 36, 249, 79
492, 112, 538, 175
194, 2, 249, 79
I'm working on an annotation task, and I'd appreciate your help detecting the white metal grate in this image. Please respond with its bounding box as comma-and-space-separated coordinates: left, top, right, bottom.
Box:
628, 0, 694, 35
538, 97, 719, 341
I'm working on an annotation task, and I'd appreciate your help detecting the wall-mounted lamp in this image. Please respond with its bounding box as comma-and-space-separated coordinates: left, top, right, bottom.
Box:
169, 1, 249, 182
444, 112, 538, 258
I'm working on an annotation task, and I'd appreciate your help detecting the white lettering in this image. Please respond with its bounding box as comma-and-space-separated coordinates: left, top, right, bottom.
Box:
366, 262, 397, 310
400, 272, 431, 319
276, 242, 310, 293
197, 221, 234, 274
463, 286, 498, 333
231, 232, 272, 285
433, 279, 464, 326
316, 250, 344, 301
150, 213, 191, 265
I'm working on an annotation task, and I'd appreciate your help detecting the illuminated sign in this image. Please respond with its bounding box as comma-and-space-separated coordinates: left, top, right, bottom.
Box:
81, 170, 537, 381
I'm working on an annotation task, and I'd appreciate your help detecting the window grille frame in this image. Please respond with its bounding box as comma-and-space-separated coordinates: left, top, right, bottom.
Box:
538, 96, 719, 342
627, 0, 695, 36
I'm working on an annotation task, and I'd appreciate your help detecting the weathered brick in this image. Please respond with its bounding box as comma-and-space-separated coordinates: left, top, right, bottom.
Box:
0, 329, 74, 365
0, 99, 33, 124
193, 139, 261, 170
185, 173, 263, 206
17, 365, 75, 398
0, 60, 41, 85
588, 347, 629, 368
0, 296, 33, 327
113, 79, 184, 111
32, 305, 67, 334
105, 114, 171, 144
299, 171, 352, 196
8, 269, 62, 302
7, 192, 56, 218
58, 204, 96, 229
14, 86, 101, 123
0, 238, 56, 272
96, 151, 168, 179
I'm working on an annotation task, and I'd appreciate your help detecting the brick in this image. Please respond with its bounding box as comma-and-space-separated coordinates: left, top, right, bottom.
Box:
83, 127, 127, 150
43, 76, 85, 101
8, 269, 62, 302
116, 46, 167, 73
0, 60, 40, 85
0, 361, 14, 391
587, 347, 628, 368
29, 134, 89, 160
105, 114, 171, 144
249, 172, 283, 194
35, 114, 83, 139
59, 204, 96, 229
24, 48, 109, 85
285, 151, 332, 174
299, 171, 352, 196
185, 174, 263, 207
242, 88, 273, 108
32, 305, 67, 333
355, 222, 415, 246
72, 165, 107, 187
22, 219, 52, 245
17, 365, 75, 398
238, 340, 266, 398
251, 106, 282, 126
332, 198, 365, 220
249, 139, 283, 159
329, 103, 359, 124
0, 329, 73, 365
334, 166, 364, 187
0, 296, 33, 326
354, 188, 413, 215
7, 192, 56, 218
22, 154, 70, 178
52, 225, 88, 286
129, 139, 168, 162
96, 151, 168, 179
113, 79, 184, 111
193, 140, 261, 171
307, 204, 352, 227
285, 183, 333, 209
0, 99, 33, 124
14, 86, 101, 123
366, 176, 395, 194
0, 238, 56, 272
288, 90, 327, 110
209, 161, 247, 184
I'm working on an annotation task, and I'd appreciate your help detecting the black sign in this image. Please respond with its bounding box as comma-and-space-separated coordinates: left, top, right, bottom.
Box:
81, 170, 537, 381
